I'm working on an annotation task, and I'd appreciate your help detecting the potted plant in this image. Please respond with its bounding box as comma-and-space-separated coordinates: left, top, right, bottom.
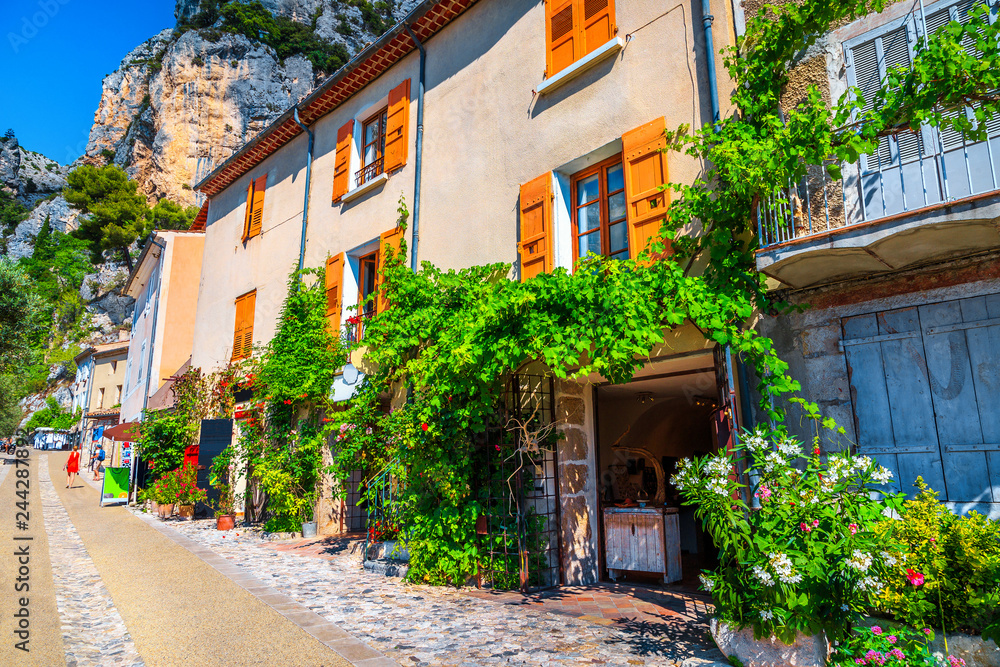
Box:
672, 425, 904, 666
174, 465, 207, 520
211, 448, 237, 530
150, 470, 180, 519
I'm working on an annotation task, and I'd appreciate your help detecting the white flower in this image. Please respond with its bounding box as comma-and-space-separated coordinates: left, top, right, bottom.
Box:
752, 565, 775, 586
745, 428, 770, 454
857, 575, 882, 592
759, 609, 774, 620
846, 550, 873, 572
776, 437, 801, 458
705, 456, 730, 476
761, 451, 785, 474
880, 551, 897, 567
699, 574, 715, 592
770, 552, 803, 584
853, 456, 873, 472
871, 466, 893, 484
706, 478, 729, 497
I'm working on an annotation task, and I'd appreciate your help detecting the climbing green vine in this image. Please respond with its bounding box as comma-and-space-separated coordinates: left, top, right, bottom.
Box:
323, 0, 1000, 589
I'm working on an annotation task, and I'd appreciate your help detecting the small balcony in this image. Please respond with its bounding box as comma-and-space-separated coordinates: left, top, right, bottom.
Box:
344, 313, 370, 344
355, 157, 384, 188
756, 122, 1000, 289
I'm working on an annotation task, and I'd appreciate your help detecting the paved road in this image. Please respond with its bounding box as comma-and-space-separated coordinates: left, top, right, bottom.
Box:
0, 449, 358, 666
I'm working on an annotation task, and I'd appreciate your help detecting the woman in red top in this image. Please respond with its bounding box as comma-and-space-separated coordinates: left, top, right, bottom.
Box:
64, 445, 81, 489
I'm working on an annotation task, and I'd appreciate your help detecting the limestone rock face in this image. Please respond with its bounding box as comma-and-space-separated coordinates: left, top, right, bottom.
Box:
0, 133, 68, 207
0, 135, 20, 192
6, 196, 80, 261
89, 1, 423, 207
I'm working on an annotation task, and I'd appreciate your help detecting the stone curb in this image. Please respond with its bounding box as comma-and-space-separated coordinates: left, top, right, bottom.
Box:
132, 511, 399, 667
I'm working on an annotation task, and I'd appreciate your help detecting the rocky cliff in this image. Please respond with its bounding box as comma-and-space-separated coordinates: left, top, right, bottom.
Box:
86, 0, 421, 206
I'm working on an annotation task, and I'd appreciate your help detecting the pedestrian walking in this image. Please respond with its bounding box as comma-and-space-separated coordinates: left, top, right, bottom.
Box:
92, 443, 106, 481
65, 445, 81, 488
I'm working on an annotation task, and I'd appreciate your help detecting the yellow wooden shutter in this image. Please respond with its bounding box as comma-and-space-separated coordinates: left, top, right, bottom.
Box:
325, 252, 344, 338
384, 79, 410, 173
242, 183, 254, 242
581, 0, 615, 56
518, 173, 554, 281
546, 0, 578, 77
247, 175, 267, 238
376, 226, 406, 314
623, 117, 671, 263
332, 119, 355, 202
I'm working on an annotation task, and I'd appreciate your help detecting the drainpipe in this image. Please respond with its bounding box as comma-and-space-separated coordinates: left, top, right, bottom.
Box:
293, 107, 314, 272
404, 24, 425, 272
701, 0, 721, 124
131, 236, 167, 504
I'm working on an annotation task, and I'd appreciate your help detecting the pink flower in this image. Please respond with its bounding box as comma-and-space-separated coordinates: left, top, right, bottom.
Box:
906, 569, 925, 586
754, 484, 772, 501
886, 635, 897, 644
494, 445, 500, 451
947, 656, 966, 667
849, 523, 858, 535
800, 522, 812, 533
922, 628, 932, 635
812, 519, 819, 527
871, 626, 883, 635
888, 648, 904, 660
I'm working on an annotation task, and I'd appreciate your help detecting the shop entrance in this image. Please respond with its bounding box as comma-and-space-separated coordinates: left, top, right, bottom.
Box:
593, 351, 729, 588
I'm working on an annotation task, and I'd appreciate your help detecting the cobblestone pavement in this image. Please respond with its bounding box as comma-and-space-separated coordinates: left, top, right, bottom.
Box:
164, 519, 727, 666
39, 455, 146, 667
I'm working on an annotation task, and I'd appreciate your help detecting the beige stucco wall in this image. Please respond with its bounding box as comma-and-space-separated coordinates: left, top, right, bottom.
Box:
191, 134, 310, 372
160, 233, 205, 379
90, 350, 128, 412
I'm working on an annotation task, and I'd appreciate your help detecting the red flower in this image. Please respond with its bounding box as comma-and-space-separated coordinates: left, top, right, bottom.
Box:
321, 418, 331, 423
906, 569, 925, 586
284, 399, 292, 405
421, 423, 429, 431
813, 447, 821, 455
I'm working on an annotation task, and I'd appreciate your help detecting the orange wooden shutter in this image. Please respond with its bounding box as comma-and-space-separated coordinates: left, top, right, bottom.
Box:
581, 0, 615, 56
376, 226, 406, 314
332, 119, 355, 201
518, 173, 554, 281
325, 252, 344, 337
242, 183, 254, 242
231, 291, 256, 361
384, 79, 410, 173
248, 175, 267, 238
546, 0, 578, 77
623, 117, 671, 263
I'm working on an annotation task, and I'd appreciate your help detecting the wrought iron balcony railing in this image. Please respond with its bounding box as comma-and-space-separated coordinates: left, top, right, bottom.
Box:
355, 157, 384, 188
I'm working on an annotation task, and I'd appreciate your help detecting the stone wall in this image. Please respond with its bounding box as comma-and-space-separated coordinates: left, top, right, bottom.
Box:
554, 378, 600, 585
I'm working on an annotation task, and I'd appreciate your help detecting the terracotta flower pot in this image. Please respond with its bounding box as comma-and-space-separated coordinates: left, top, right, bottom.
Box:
158, 503, 175, 519
178, 504, 195, 520
216, 515, 235, 531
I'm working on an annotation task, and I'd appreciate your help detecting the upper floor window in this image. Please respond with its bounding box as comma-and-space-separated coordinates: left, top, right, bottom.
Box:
358, 109, 388, 187
545, 0, 617, 77
110, 360, 117, 375
232, 290, 257, 361
572, 157, 628, 261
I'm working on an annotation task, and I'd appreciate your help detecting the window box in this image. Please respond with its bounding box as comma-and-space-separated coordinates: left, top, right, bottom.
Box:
536, 37, 623, 96
342, 172, 388, 203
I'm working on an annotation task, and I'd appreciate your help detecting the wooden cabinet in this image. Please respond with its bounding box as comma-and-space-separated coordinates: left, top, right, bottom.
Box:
603, 507, 681, 583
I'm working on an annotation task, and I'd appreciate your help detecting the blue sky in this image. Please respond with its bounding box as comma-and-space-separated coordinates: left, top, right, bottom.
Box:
0, 0, 176, 164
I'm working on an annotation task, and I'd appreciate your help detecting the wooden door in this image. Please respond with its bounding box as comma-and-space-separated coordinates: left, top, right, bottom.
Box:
842, 295, 1000, 507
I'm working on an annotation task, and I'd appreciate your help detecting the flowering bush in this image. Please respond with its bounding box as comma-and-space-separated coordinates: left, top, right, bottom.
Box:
150, 465, 207, 505
829, 625, 951, 666
671, 426, 905, 642
875, 478, 1000, 635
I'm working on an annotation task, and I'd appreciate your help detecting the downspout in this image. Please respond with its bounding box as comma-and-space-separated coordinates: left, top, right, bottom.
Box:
404, 24, 425, 272
293, 107, 314, 272
132, 236, 167, 503
701, 0, 721, 124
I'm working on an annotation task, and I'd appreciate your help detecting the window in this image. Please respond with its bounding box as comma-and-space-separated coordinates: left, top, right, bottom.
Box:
571, 157, 628, 261
137, 343, 146, 383
110, 360, 117, 375
115, 385, 122, 404
545, 0, 616, 77
98, 388, 105, 409
845, 0, 1000, 218
358, 108, 388, 187
358, 252, 379, 317
232, 290, 257, 361
242, 175, 267, 241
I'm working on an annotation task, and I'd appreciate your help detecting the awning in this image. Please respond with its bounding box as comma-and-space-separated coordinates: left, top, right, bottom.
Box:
103, 421, 141, 442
